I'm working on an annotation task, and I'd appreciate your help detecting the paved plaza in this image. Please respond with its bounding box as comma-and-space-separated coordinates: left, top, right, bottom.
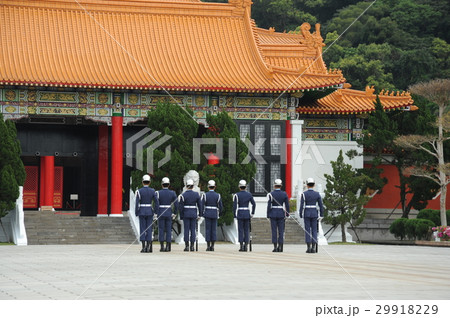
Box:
0, 243, 448, 300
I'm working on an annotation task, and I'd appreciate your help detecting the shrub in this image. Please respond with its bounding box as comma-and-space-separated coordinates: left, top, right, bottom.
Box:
289, 199, 297, 214
414, 219, 434, 240
389, 218, 408, 240
403, 219, 435, 240
417, 209, 450, 226
405, 219, 417, 240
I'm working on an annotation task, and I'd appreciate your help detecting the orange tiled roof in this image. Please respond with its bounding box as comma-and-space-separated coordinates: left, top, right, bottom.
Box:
0, 0, 345, 92
297, 85, 417, 114
256, 24, 329, 75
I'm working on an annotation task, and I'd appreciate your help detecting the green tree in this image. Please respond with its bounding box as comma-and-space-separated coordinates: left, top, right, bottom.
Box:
323, 0, 449, 90
0, 114, 25, 242
131, 102, 198, 194
395, 79, 450, 226
199, 112, 256, 226
323, 150, 372, 243
359, 96, 439, 219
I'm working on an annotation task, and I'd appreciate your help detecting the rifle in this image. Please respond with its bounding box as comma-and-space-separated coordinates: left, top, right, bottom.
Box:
315, 218, 319, 253
249, 218, 252, 252
195, 218, 198, 252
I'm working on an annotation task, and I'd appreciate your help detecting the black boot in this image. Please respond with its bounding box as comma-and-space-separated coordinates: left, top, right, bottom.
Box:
206, 242, 211, 251
147, 241, 153, 253
311, 243, 317, 253
279, 244, 283, 252
210, 241, 215, 252
306, 243, 312, 253
184, 242, 189, 252
243, 243, 248, 252
140, 241, 146, 253
272, 243, 277, 252
165, 242, 171, 252
190, 242, 195, 251
160, 242, 165, 252
239, 243, 244, 252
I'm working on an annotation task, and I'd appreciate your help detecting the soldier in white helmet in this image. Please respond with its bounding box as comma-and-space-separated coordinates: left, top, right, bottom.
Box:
299, 177, 324, 253
135, 174, 158, 253
200, 180, 223, 251
178, 179, 202, 251
267, 179, 290, 252
155, 177, 178, 252
233, 180, 256, 252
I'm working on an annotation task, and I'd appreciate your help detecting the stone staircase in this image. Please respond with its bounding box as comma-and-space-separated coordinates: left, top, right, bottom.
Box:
24, 211, 137, 245
250, 218, 305, 244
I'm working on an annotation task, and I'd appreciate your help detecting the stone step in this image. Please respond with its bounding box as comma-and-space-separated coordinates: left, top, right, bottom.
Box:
250, 218, 305, 244
24, 211, 136, 245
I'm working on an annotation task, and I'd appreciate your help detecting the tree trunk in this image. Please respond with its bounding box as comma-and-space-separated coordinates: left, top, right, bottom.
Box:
341, 222, 347, 243
440, 182, 447, 226
437, 104, 447, 226
397, 165, 408, 218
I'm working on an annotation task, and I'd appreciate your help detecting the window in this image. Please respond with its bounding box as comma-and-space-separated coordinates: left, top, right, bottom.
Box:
239, 124, 251, 141
236, 121, 286, 195
270, 125, 281, 155
254, 164, 266, 193
270, 162, 281, 186
255, 124, 265, 155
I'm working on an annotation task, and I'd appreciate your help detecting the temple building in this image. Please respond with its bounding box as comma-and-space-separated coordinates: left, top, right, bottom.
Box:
2, 0, 433, 218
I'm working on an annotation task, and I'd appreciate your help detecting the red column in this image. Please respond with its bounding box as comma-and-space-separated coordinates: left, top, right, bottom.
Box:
39, 157, 45, 208
111, 115, 123, 216
285, 120, 292, 198
43, 156, 55, 209
97, 125, 109, 216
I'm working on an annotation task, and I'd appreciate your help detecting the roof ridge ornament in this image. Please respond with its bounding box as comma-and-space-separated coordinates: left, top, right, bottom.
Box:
299, 22, 325, 57
229, 0, 253, 16
365, 85, 375, 96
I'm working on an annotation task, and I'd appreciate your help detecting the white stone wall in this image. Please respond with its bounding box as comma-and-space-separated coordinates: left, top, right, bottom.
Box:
298, 140, 363, 192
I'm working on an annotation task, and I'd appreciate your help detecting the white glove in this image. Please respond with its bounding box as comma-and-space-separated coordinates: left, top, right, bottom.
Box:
171, 214, 177, 220
153, 214, 158, 221
251, 213, 254, 218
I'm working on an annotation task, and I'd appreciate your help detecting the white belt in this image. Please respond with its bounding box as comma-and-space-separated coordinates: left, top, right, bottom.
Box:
205, 206, 217, 209
159, 205, 171, 208
271, 206, 283, 209
140, 204, 152, 207
184, 205, 197, 208
305, 205, 317, 208
238, 207, 249, 210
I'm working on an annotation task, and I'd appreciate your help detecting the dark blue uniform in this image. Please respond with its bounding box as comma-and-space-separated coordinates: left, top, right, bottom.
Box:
299, 188, 324, 243
135, 186, 158, 242
233, 191, 256, 243
179, 190, 203, 243
267, 189, 290, 245
201, 190, 223, 242
156, 188, 178, 243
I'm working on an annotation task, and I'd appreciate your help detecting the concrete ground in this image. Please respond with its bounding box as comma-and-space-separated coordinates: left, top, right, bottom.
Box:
0, 243, 448, 300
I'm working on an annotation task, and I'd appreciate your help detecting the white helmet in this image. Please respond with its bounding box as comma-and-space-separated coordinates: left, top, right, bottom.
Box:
274, 179, 282, 186
161, 177, 170, 184
186, 179, 194, 186
239, 180, 247, 187
142, 174, 151, 182
208, 180, 216, 187
306, 177, 315, 185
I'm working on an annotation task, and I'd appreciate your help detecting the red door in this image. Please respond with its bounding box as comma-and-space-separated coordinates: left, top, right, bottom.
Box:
23, 166, 39, 209
53, 166, 63, 209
